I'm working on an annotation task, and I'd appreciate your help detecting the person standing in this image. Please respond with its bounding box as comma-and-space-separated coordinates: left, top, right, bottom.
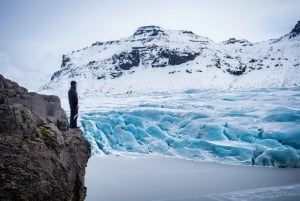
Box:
68, 81, 79, 128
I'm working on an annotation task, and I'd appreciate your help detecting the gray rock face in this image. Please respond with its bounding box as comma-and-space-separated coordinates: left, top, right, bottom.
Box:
113, 49, 140, 70
289, 20, 300, 38
133, 25, 166, 37
160, 49, 200, 66
0, 74, 91, 201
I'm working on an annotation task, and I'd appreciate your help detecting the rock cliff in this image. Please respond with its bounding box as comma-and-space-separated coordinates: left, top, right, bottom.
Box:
289, 20, 300, 38
0, 74, 91, 201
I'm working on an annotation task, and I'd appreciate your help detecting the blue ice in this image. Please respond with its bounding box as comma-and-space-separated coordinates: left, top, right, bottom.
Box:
80, 87, 300, 167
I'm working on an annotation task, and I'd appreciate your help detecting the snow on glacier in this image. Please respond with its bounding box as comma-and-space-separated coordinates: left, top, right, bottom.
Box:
79, 87, 300, 167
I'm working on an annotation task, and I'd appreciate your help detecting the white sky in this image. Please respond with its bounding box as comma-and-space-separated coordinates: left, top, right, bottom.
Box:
0, 0, 299, 89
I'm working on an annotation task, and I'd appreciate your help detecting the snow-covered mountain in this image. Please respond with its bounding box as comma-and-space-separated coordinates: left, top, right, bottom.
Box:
45, 21, 300, 95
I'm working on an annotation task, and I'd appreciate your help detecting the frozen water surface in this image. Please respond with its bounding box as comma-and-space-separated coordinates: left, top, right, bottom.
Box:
80, 87, 300, 167
85, 155, 300, 201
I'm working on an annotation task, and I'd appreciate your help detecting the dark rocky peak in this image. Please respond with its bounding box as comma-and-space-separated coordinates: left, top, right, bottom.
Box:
222, 38, 253, 47
133, 25, 167, 37
223, 38, 251, 45
52, 54, 72, 80
61, 54, 71, 68
289, 20, 300, 38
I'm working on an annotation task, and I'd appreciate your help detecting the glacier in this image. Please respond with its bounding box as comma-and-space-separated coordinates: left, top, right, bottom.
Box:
79, 87, 300, 168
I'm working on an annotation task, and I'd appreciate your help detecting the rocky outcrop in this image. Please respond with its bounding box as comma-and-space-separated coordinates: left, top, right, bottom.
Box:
133, 25, 166, 37
289, 20, 300, 38
112, 49, 140, 70
0, 74, 91, 201
226, 66, 247, 75
61, 55, 72, 69
110, 47, 200, 69
51, 55, 72, 81
160, 49, 200, 66
223, 38, 253, 46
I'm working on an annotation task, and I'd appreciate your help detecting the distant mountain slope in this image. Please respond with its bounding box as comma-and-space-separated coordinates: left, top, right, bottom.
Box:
44, 21, 300, 95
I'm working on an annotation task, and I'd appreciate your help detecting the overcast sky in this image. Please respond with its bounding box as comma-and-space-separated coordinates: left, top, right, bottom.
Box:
0, 0, 299, 89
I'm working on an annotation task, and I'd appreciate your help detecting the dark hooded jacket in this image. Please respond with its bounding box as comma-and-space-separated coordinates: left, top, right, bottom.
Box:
68, 86, 78, 109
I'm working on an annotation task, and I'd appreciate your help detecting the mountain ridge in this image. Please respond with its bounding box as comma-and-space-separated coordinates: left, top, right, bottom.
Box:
44, 21, 300, 95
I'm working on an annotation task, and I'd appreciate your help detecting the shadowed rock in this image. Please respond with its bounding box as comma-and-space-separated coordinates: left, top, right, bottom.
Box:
289, 20, 300, 38
133, 25, 166, 37
0, 74, 91, 201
